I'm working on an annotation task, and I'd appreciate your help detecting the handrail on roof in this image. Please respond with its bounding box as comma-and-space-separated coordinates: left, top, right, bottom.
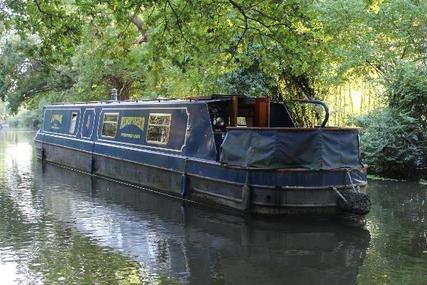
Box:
289, 99, 330, 127
48, 94, 235, 106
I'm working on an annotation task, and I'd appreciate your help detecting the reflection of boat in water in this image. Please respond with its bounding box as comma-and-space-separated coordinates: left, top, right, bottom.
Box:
38, 163, 371, 284
35, 95, 370, 216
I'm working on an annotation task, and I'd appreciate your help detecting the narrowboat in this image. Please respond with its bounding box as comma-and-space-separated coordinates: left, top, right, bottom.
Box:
34, 94, 370, 216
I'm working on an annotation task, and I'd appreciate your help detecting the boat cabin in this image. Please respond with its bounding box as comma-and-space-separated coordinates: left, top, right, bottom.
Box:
41, 95, 296, 155
40, 95, 360, 170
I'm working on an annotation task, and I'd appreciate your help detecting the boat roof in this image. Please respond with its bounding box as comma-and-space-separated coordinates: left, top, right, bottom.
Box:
45, 94, 247, 108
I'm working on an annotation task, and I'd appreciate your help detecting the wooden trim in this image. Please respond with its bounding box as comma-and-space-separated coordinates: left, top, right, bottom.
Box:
255, 97, 270, 127
230, 96, 238, 127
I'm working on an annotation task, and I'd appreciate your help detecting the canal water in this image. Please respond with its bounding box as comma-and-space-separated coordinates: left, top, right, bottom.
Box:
0, 129, 425, 284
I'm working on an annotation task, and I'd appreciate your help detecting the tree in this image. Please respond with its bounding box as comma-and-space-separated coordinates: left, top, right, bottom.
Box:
0, 0, 342, 111
0, 0, 426, 116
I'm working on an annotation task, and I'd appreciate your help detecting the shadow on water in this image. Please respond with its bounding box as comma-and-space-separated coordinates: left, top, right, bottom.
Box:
10, 130, 425, 284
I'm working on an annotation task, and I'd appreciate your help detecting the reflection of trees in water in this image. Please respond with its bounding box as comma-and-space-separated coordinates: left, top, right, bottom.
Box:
358, 181, 426, 284
0, 181, 146, 284
0, 131, 147, 284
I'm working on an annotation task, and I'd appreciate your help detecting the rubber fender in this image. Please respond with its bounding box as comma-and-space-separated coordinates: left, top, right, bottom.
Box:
88, 157, 95, 173
241, 184, 251, 211
337, 191, 371, 215
180, 174, 188, 197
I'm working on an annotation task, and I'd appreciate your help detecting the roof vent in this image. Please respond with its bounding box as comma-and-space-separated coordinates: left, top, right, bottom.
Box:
111, 88, 119, 101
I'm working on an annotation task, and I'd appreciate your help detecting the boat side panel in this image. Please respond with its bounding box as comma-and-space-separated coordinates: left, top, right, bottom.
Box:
188, 160, 367, 188
40, 102, 218, 161
93, 142, 186, 173
94, 106, 188, 152
39, 133, 94, 153
43, 143, 92, 172
188, 175, 344, 215
93, 153, 183, 196
42, 108, 82, 136
37, 141, 351, 214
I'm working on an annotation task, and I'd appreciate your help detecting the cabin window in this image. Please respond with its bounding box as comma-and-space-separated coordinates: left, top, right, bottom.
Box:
237, 116, 247, 127
68, 112, 78, 134
50, 113, 63, 130
146, 113, 171, 145
101, 113, 119, 138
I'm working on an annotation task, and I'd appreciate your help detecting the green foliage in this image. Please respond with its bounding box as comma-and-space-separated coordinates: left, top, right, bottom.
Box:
0, 0, 344, 111
316, 0, 427, 81
219, 55, 279, 99
1, 0, 426, 111
354, 63, 427, 180
386, 64, 427, 125
354, 109, 426, 179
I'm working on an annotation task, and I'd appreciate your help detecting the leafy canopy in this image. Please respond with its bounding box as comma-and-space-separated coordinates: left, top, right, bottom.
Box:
0, 0, 425, 115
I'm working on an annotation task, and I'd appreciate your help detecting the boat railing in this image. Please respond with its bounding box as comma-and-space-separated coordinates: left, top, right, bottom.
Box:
46, 94, 248, 106
47, 96, 223, 106
288, 99, 330, 127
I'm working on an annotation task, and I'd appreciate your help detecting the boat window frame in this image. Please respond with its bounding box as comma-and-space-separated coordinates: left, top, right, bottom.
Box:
101, 112, 120, 139
49, 113, 64, 131
81, 109, 95, 139
146, 113, 172, 145
68, 111, 78, 134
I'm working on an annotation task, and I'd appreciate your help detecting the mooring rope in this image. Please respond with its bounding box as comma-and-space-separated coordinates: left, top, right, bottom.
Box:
346, 169, 360, 192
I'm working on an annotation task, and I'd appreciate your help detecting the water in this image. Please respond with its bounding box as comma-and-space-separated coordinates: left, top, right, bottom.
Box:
0, 129, 425, 284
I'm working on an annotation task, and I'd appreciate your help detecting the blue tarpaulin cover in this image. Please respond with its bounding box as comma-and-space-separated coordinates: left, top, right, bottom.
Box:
220, 128, 362, 170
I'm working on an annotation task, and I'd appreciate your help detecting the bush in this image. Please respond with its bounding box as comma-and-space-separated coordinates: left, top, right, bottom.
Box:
354, 108, 426, 179
386, 64, 427, 126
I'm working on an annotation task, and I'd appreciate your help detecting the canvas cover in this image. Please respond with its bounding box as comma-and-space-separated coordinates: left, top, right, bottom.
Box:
220, 128, 362, 170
